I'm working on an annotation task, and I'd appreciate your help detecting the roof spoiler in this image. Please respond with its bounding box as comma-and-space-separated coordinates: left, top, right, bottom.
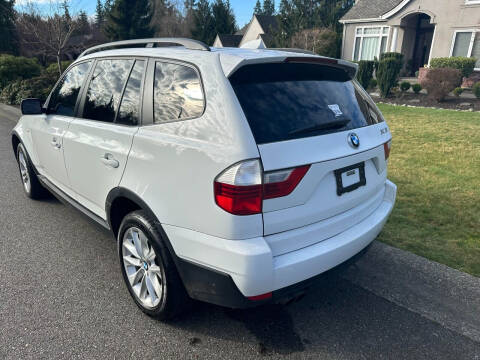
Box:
284, 56, 358, 79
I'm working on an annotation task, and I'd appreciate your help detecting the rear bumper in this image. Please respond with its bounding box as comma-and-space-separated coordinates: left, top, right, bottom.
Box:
165, 180, 397, 307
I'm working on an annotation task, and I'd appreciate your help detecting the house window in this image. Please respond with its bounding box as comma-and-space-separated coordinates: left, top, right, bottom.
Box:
451, 30, 480, 69
353, 26, 390, 61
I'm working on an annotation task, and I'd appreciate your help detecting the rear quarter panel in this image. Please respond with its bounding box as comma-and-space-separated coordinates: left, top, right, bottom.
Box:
119, 54, 263, 240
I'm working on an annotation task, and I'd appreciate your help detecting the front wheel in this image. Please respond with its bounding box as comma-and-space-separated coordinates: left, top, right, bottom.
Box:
16, 143, 47, 199
118, 210, 190, 320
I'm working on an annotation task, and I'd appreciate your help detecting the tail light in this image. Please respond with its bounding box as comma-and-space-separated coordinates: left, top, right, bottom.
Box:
214, 160, 263, 215
384, 140, 392, 160
264, 165, 311, 199
214, 160, 310, 215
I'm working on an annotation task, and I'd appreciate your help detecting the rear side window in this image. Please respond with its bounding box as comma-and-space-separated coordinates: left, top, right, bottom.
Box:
229, 63, 384, 144
48, 61, 91, 117
153, 62, 204, 124
83, 59, 134, 122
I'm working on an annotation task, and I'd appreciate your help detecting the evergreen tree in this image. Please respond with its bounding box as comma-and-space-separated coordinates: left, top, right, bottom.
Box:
61, 0, 71, 22
191, 0, 215, 44
212, 0, 236, 35
253, 0, 262, 15
104, 0, 113, 17
275, 0, 294, 46
262, 0, 275, 16
104, 0, 154, 40
95, 0, 104, 27
77, 11, 90, 33
0, 0, 18, 54
183, 0, 196, 36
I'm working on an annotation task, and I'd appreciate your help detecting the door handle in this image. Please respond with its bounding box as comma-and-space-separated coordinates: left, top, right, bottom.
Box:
51, 138, 61, 149
101, 153, 119, 168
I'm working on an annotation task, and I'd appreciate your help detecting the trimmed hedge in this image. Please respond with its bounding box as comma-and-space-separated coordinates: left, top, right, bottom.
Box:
45, 61, 73, 76
473, 82, 480, 98
380, 52, 404, 62
0, 72, 58, 105
412, 84, 422, 94
377, 54, 404, 97
356, 60, 375, 89
453, 87, 464, 97
0, 58, 69, 105
400, 81, 411, 92
430, 57, 476, 78
0, 55, 42, 90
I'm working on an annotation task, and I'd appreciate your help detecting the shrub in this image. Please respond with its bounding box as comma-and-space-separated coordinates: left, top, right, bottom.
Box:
0, 72, 57, 105
16, 75, 57, 104
357, 60, 375, 89
453, 87, 464, 97
419, 68, 462, 102
377, 57, 403, 97
380, 52, 404, 62
412, 83, 422, 94
0, 81, 21, 104
430, 57, 476, 78
473, 82, 480, 98
45, 61, 73, 77
0, 55, 42, 89
369, 78, 378, 89
400, 81, 411, 92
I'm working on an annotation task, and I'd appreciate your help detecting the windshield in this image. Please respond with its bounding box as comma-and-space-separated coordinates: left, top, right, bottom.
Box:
229, 62, 384, 144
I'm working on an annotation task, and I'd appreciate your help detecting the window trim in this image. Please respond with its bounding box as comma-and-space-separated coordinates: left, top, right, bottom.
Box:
77, 56, 149, 127
465, 0, 480, 5
449, 29, 480, 71
352, 25, 390, 62
148, 57, 206, 126
44, 59, 93, 117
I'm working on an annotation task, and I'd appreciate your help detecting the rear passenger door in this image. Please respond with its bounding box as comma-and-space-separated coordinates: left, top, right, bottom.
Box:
63, 58, 146, 218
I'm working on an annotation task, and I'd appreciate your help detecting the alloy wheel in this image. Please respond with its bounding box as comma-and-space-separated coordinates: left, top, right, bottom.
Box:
122, 227, 164, 309
18, 150, 31, 194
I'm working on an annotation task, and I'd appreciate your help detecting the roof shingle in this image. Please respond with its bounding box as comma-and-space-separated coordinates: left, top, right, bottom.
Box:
341, 0, 405, 21
217, 34, 243, 47
255, 15, 279, 33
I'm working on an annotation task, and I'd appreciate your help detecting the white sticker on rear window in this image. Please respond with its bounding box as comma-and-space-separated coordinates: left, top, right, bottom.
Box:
328, 104, 343, 117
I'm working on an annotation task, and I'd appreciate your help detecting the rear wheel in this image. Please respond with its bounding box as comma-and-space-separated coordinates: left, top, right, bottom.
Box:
16, 143, 47, 199
118, 210, 190, 320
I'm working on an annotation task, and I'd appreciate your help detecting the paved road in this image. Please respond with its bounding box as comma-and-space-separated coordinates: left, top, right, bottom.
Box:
1, 107, 479, 359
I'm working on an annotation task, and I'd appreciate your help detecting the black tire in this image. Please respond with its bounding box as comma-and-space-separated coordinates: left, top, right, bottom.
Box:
16, 143, 48, 200
118, 210, 190, 320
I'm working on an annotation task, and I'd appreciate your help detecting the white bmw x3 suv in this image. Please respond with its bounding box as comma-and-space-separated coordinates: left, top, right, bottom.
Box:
12, 38, 396, 319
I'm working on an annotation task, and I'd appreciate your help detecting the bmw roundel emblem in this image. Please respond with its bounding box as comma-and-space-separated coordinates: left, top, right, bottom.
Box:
348, 133, 360, 148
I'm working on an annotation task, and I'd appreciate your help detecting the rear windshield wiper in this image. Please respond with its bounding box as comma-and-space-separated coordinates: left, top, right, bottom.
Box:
289, 118, 351, 136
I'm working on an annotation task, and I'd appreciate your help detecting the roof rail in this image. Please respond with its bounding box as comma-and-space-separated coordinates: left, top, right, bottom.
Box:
79, 38, 210, 58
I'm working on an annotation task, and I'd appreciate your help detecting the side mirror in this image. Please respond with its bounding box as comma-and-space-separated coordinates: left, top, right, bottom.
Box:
21, 98, 44, 115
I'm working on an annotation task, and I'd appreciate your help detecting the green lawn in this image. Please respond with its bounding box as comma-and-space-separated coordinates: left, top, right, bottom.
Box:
376, 104, 480, 277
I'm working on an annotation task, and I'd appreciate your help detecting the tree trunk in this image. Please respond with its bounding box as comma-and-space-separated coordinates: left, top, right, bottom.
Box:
57, 53, 62, 76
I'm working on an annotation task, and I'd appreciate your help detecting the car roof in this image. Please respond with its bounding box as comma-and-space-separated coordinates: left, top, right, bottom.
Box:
77, 46, 356, 78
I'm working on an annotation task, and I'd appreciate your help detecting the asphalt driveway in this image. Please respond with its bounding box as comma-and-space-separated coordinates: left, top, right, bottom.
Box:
1, 105, 479, 359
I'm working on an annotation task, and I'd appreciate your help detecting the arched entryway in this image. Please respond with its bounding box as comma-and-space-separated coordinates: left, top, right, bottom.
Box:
400, 13, 435, 76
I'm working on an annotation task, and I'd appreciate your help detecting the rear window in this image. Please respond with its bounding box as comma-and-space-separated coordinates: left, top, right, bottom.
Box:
229, 62, 384, 144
